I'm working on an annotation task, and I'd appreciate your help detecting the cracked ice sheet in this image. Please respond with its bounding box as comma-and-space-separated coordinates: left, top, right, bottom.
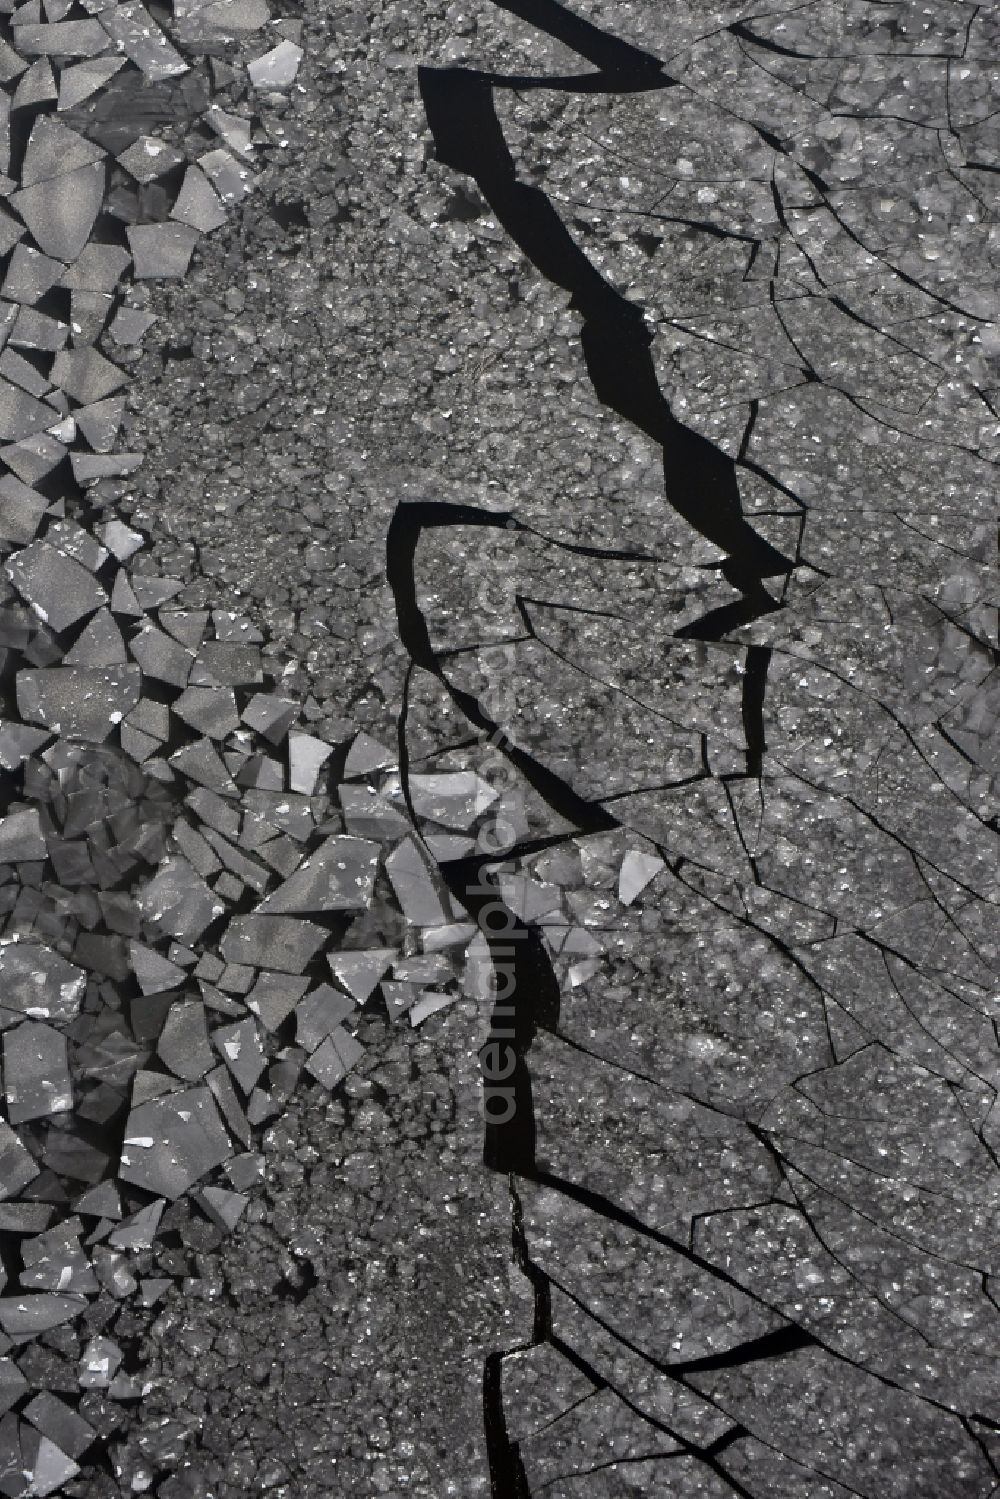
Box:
384, 2, 1000, 1494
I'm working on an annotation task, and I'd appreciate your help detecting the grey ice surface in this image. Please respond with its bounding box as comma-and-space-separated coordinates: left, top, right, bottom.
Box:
0, 0, 992, 1497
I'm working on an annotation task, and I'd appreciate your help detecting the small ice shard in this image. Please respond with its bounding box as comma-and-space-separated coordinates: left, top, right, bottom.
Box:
116, 134, 185, 184
326, 948, 395, 1002
5, 540, 106, 629
129, 941, 187, 996
385, 837, 453, 926
257, 835, 379, 914
244, 971, 308, 1031
247, 38, 303, 89
170, 164, 226, 232
0, 807, 46, 861
119, 1085, 232, 1199
9, 159, 105, 262
618, 849, 666, 906
409, 991, 455, 1027
288, 731, 333, 794
62, 609, 126, 668
17, 664, 140, 741
3, 244, 61, 304
98, 1, 188, 81
193, 1184, 248, 1232
0, 1119, 39, 1198
219, 914, 326, 974
157, 1000, 215, 1082
407, 771, 498, 829
213, 1016, 265, 1094
304, 1026, 363, 1090
3, 1022, 72, 1121
293, 983, 356, 1050
49, 346, 126, 403
127, 221, 200, 279
241, 692, 297, 745
136, 855, 227, 943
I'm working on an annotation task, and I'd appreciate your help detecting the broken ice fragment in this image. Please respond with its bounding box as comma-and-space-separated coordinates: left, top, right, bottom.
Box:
381, 980, 420, 1021
258, 835, 379, 914
23, 1392, 94, 1462
78, 1334, 122, 1389
219, 914, 325, 974
126, 222, 199, 279
129, 941, 187, 996
0, 1362, 25, 1417
244, 971, 307, 1031
12, 17, 107, 55
205, 1062, 251, 1148
247, 38, 303, 89
240, 692, 297, 745
16, 664, 140, 741
3, 245, 61, 305
185, 786, 239, 840
13, 57, 57, 110
131, 572, 183, 609
5, 541, 105, 630
0, 380, 56, 442
136, 855, 226, 942
57, 55, 125, 110
119, 1085, 232, 1198
294, 983, 356, 1050
169, 737, 237, 794
0, 943, 84, 1022
385, 837, 453, 926
74, 1181, 120, 1220
287, 732, 332, 794
71, 452, 143, 486
408, 771, 498, 830
409, 991, 455, 1027
19, 1222, 96, 1293
21, 117, 103, 187
9, 160, 105, 262
49, 345, 125, 404
339, 784, 410, 840
116, 134, 184, 184
305, 1026, 363, 1091
177, 0, 270, 36
392, 954, 452, 985
0, 722, 49, 771
27, 1433, 80, 1495
129, 624, 192, 687
618, 849, 666, 906
98, 1, 188, 81
0, 477, 47, 545
170, 165, 226, 233
191, 640, 261, 686
205, 104, 253, 159
157, 1000, 214, 1082
0, 1293, 85, 1338
224, 1152, 263, 1191
193, 1184, 247, 1232
109, 570, 142, 617
60, 242, 130, 293
62, 609, 126, 668
171, 686, 240, 740
326, 948, 395, 1002
108, 1199, 164, 1251
4, 1022, 71, 1121
212, 1016, 264, 1094
0, 807, 46, 861
98, 517, 142, 560
421, 921, 477, 952
0, 1120, 39, 1198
